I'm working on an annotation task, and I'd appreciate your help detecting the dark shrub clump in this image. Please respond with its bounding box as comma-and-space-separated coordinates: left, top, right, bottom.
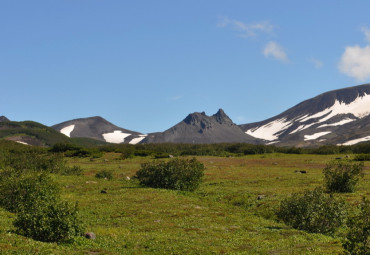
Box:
276, 187, 346, 235
342, 197, 369, 255
14, 200, 83, 243
95, 169, 113, 180
136, 158, 204, 191
323, 160, 364, 193
0, 171, 60, 213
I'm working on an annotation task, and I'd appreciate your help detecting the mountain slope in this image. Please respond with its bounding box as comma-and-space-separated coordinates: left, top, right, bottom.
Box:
0, 120, 71, 146
52, 116, 146, 144
142, 109, 259, 144
239, 83, 370, 147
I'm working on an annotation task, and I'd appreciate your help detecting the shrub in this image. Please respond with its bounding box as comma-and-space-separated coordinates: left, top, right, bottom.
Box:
343, 198, 369, 255
354, 154, 370, 161
276, 187, 346, 234
0, 171, 60, 213
60, 165, 83, 176
14, 200, 83, 243
95, 169, 113, 180
323, 160, 364, 193
136, 158, 204, 191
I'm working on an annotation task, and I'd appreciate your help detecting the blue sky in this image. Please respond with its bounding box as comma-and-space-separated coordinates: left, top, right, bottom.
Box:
2, 1, 370, 133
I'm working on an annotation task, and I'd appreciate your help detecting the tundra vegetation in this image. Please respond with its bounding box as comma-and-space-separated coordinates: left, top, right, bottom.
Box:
0, 140, 368, 254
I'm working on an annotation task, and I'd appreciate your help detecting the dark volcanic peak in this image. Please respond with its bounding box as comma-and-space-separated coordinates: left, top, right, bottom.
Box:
142, 109, 259, 144
213, 108, 234, 125
239, 83, 370, 147
0, 116, 9, 122
52, 116, 145, 144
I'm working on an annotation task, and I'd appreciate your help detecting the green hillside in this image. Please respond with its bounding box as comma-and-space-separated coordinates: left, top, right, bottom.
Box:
0, 120, 71, 146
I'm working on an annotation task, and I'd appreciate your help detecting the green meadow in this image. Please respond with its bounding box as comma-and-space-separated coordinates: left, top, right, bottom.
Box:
0, 148, 369, 254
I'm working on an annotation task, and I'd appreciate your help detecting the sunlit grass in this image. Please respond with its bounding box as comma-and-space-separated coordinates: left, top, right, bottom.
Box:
0, 153, 368, 254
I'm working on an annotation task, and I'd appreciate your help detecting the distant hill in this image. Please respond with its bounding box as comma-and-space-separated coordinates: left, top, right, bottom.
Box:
0, 116, 10, 122
0, 120, 71, 146
52, 116, 146, 144
239, 83, 370, 147
142, 109, 259, 144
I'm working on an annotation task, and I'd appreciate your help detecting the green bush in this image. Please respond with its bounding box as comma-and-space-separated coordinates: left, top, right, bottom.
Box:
14, 200, 83, 243
136, 158, 204, 191
354, 154, 370, 161
323, 160, 364, 193
95, 169, 113, 180
343, 198, 369, 255
61, 165, 83, 176
276, 187, 346, 234
0, 171, 60, 213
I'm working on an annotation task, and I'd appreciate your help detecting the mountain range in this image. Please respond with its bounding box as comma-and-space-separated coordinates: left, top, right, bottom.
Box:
2, 83, 370, 147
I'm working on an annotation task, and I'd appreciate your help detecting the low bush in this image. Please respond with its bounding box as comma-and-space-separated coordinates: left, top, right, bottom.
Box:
136, 158, 204, 191
323, 160, 364, 193
0, 171, 60, 213
14, 200, 83, 243
61, 165, 83, 176
353, 154, 370, 161
95, 170, 113, 180
276, 187, 346, 234
342, 197, 369, 255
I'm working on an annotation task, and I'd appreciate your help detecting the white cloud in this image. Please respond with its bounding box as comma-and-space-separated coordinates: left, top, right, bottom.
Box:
338, 45, 370, 81
361, 27, 370, 42
218, 17, 273, 38
308, 58, 323, 69
263, 41, 288, 63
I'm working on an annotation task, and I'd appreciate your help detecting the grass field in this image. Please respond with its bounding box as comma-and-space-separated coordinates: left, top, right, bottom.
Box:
0, 153, 369, 254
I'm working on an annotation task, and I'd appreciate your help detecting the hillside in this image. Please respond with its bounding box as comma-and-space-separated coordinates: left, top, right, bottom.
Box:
0, 120, 71, 146
142, 109, 259, 144
52, 116, 146, 144
240, 83, 370, 147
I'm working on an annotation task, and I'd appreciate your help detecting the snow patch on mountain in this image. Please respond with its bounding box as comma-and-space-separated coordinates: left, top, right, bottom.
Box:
302, 93, 370, 123
317, 118, 355, 128
339, 135, 370, 146
289, 123, 316, 134
102, 131, 131, 143
129, 135, 147, 144
60, 125, 75, 137
16, 141, 29, 145
304, 131, 331, 141
246, 118, 293, 141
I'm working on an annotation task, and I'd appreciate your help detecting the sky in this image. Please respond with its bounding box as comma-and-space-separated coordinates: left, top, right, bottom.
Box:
2, 1, 370, 133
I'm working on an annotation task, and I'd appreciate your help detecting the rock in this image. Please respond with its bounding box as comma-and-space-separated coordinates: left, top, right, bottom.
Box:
294, 170, 307, 174
85, 232, 96, 240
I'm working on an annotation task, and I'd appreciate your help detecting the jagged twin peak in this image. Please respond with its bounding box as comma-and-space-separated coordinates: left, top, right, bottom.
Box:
52, 116, 146, 144
141, 109, 258, 144
239, 83, 370, 146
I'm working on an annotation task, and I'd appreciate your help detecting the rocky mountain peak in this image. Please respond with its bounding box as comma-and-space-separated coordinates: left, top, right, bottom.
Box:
213, 108, 233, 125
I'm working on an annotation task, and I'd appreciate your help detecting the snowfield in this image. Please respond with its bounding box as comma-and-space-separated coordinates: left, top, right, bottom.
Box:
339, 135, 370, 146
317, 118, 355, 128
16, 141, 29, 145
129, 135, 147, 145
246, 118, 293, 141
60, 125, 75, 137
102, 131, 131, 143
304, 131, 331, 141
301, 93, 370, 123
